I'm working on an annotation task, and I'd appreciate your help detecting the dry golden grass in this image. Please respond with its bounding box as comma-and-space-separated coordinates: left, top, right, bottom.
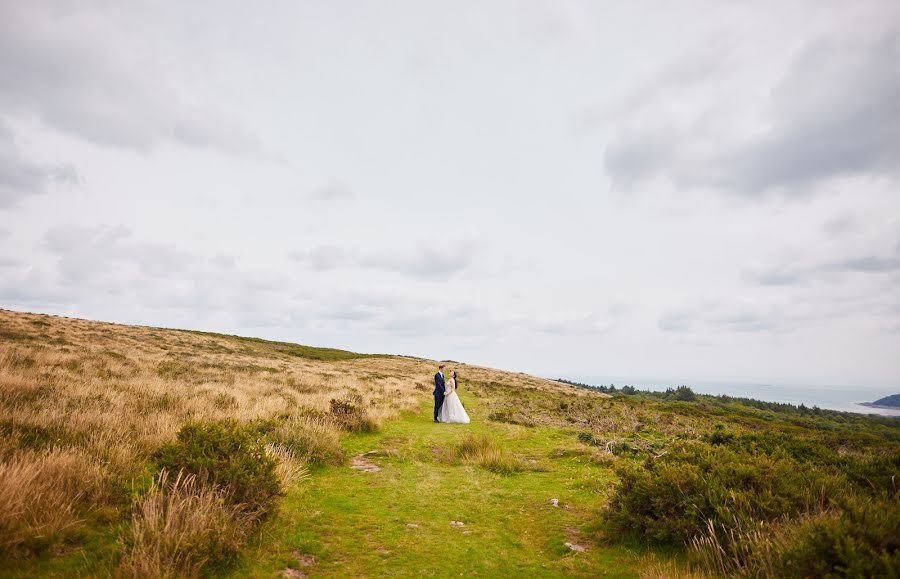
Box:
116, 470, 251, 579
267, 415, 345, 464
639, 556, 710, 579
687, 511, 834, 578
0, 447, 105, 554
0, 308, 582, 557
265, 444, 310, 488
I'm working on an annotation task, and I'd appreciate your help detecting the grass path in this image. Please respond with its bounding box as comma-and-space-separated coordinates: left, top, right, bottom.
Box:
235, 396, 647, 577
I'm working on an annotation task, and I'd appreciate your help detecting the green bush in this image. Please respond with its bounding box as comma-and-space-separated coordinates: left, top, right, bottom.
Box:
606, 442, 846, 544
578, 432, 597, 445
779, 491, 900, 578
705, 423, 734, 446
153, 420, 280, 519
841, 452, 900, 494
667, 386, 697, 402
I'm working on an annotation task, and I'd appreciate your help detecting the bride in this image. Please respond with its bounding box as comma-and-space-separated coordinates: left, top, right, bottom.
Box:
437, 370, 470, 424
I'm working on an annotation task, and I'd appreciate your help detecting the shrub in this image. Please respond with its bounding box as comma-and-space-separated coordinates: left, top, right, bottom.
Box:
841, 451, 900, 494
779, 491, 900, 577
577, 432, 665, 457
117, 470, 251, 579
687, 491, 900, 578
665, 386, 696, 402
705, 425, 734, 446
329, 398, 379, 432
153, 420, 280, 519
578, 432, 597, 445
606, 442, 845, 544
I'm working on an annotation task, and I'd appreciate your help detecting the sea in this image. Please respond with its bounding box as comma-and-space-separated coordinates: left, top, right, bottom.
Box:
550, 375, 900, 417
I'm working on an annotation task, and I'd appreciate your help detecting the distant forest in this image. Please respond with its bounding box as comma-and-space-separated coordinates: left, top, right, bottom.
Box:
554, 378, 841, 415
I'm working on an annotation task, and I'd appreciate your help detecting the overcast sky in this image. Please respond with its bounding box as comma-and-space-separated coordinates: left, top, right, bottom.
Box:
2, 0, 899, 389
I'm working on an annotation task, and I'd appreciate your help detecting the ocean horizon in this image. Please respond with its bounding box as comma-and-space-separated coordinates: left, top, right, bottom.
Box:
549, 375, 900, 417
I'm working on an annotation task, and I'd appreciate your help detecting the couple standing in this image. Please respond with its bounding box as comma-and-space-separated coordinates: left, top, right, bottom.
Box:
433, 364, 470, 424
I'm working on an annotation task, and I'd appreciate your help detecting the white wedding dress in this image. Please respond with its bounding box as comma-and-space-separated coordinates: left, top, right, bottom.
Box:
437, 378, 470, 424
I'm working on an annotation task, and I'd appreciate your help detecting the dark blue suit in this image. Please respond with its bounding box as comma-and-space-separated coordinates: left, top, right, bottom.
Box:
433, 372, 445, 422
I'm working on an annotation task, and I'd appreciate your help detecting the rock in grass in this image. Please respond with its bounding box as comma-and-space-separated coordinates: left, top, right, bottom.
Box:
449, 520, 465, 526
564, 542, 585, 552
550, 498, 559, 507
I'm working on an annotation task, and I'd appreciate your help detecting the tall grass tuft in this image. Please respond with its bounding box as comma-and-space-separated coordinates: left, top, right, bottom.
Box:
268, 415, 345, 465
116, 470, 251, 579
265, 444, 310, 488
0, 447, 105, 555
689, 512, 791, 577
456, 434, 522, 475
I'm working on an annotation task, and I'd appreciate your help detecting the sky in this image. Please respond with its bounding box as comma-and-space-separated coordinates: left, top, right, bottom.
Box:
1, 0, 899, 389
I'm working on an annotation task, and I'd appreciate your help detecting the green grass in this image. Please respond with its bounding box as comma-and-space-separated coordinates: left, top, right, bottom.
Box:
0, 521, 123, 578
231, 398, 646, 578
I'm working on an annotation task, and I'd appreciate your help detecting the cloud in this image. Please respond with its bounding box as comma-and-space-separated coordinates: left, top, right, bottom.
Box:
821, 214, 859, 238
658, 299, 805, 334
43, 224, 197, 285
308, 181, 354, 201
0, 3, 259, 154
358, 244, 474, 277
0, 223, 292, 322
288, 246, 349, 271
208, 254, 236, 270
0, 120, 81, 208
744, 245, 900, 287
525, 309, 622, 335
826, 255, 900, 274
290, 242, 476, 278
576, 40, 732, 135
603, 29, 900, 196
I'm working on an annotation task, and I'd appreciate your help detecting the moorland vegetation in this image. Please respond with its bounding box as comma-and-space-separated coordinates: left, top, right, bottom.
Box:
0, 308, 897, 577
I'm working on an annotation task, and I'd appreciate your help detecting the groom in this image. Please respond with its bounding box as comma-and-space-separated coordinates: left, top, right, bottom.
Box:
433, 364, 445, 422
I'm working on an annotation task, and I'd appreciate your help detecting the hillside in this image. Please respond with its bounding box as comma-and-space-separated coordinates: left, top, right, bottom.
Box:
1, 308, 898, 578
865, 394, 900, 408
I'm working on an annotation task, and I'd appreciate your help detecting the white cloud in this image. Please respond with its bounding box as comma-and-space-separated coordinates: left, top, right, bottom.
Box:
0, 2, 260, 155
290, 242, 477, 278
0, 120, 81, 208
603, 28, 900, 197
0, 1, 898, 387
308, 181, 354, 201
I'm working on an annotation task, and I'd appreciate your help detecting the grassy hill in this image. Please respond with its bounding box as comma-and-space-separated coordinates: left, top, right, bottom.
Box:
0, 309, 897, 577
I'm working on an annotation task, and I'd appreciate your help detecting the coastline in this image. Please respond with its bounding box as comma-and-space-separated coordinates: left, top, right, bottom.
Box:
859, 402, 900, 411
552, 374, 900, 417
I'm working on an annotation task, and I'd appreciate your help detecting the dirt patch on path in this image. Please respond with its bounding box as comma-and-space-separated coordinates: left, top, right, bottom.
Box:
351, 451, 383, 472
